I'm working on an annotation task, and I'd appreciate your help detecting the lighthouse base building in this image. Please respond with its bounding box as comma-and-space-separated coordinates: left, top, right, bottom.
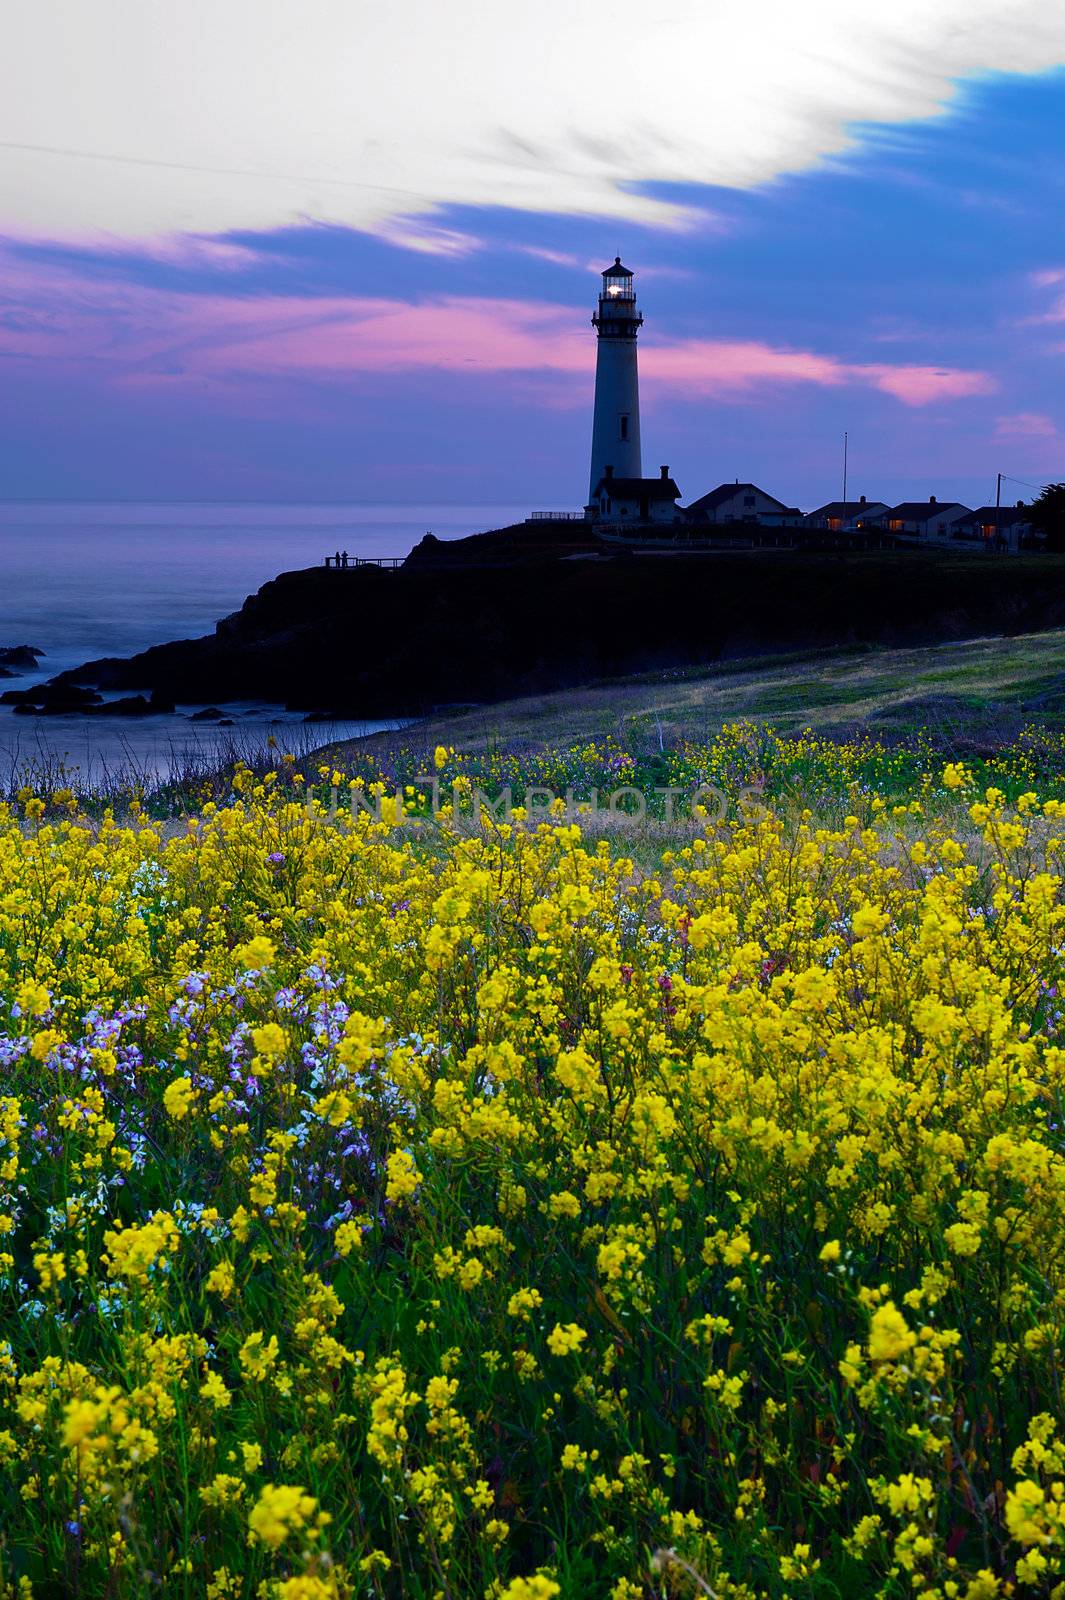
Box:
584, 257, 681, 524
590, 463, 682, 523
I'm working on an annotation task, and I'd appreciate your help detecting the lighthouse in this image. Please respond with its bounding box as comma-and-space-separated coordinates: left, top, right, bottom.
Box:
585, 257, 681, 525
587, 257, 643, 504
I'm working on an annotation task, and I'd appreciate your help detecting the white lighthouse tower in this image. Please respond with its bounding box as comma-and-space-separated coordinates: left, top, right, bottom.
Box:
584, 258, 680, 525
588, 256, 643, 504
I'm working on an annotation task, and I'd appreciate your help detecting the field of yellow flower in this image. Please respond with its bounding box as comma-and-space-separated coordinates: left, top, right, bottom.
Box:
5, 728, 1065, 1598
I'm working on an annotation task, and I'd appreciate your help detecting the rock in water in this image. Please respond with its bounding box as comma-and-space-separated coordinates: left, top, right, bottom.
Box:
2, 683, 103, 713
0, 645, 44, 676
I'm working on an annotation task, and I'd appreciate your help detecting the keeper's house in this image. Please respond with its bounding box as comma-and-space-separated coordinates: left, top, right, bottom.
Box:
684, 482, 803, 528
590, 464, 683, 524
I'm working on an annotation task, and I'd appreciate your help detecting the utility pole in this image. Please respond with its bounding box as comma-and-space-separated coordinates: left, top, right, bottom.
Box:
995, 470, 1002, 554
842, 430, 848, 512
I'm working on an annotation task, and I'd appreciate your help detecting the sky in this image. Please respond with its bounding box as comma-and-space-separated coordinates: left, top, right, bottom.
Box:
2, 0, 1065, 510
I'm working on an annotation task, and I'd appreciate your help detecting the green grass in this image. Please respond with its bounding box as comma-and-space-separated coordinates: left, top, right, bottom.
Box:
316, 627, 1065, 764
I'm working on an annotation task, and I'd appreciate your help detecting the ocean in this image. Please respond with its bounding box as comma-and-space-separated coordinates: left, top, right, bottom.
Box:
0, 501, 546, 781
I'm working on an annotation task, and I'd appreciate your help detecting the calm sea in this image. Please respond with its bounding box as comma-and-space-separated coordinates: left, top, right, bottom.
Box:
0, 501, 548, 780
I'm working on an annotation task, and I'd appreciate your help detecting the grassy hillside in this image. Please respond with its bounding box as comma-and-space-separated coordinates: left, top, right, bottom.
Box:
321, 626, 1065, 763
53, 549, 1065, 720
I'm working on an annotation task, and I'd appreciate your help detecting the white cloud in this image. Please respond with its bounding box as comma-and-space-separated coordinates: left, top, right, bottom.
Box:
1, 1, 1064, 244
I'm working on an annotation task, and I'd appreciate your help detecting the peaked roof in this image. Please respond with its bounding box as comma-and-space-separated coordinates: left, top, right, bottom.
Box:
602, 256, 634, 276
686, 483, 788, 514
957, 504, 1031, 523
807, 500, 888, 519
594, 475, 680, 500
885, 501, 970, 521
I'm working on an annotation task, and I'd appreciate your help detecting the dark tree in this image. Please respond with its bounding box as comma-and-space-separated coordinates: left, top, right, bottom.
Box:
1027, 483, 1065, 551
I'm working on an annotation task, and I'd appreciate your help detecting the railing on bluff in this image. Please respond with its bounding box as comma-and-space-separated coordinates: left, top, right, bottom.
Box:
525, 511, 586, 522
323, 555, 404, 569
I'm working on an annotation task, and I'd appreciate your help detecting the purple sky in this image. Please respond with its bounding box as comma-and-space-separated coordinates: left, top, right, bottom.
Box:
2, 5, 1065, 511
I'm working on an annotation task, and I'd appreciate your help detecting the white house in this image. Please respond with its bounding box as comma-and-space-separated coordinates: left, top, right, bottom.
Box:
874, 498, 971, 538
948, 502, 1032, 549
685, 483, 803, 527
590, 464, 682, 524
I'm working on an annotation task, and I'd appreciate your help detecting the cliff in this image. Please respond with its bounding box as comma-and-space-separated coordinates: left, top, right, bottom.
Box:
18, 547, 1065, 720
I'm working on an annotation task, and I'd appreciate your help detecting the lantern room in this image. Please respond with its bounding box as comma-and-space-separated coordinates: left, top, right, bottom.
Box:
601, 258, 635, 299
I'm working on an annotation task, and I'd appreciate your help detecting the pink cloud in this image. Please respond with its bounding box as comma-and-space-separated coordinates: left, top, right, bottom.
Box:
0, 248, 994, 409
642, 339, 993, 406
995, 410, 1058, 438
860, 364, 995, 405
643, 339, 841, 390
196, 296, 588, 377
1019, 270, 1065, 326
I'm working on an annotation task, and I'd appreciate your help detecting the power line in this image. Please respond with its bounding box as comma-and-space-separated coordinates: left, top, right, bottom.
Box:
0, 138, 431, 203
1000, 472, 1050, 492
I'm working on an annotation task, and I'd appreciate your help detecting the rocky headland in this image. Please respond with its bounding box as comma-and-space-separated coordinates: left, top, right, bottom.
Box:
9, 525, 1065, 721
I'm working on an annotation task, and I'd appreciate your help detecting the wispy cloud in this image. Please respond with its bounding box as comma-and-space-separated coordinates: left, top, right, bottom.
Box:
516, 247, 587, 269
862, 365, 994, 405
0, 250, 993, 410
1018, 269, 1065, 327
2, 2, 1065, 244
643, 341, 993, 406
371, 217, 482, 258
97, 236, 263, 272
995, 411, 1058, 438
